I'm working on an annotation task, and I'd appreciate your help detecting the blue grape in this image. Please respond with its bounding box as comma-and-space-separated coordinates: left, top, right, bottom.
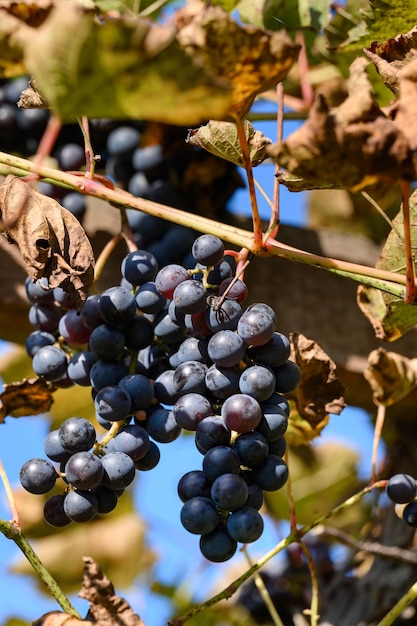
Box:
134, 441, 161, 471
192, 234, 224, 267
101, 451, 136, 489
153, 313, 187, 344
95, 385, 132, 422
221, 393, 262, 433
273, 360, 301, 393
123, 315, 154, 350
403, 501, 417, 527
25, 276, 54, 303
61, 192, 86, 221
43, 494, 71, 527
195, 416, 231, 454
173, 279, 207, 314
178, 470, 211, 502
92, 484, 119, 514
64, 451, 104, 490
174, 393, 213, 431
173, 361, 208, 395
211, 473, 248, 511
386, 474, 417, 504
202, 446, 240, 483
207, 330, 245, 367
98, 286, 137, 325
80, 294, 104, 330
237, 307, 275, 347
113, 424, 150, 460
180, 496, 219, 535
132, 144, 164, 173
256, 405, 288, 441
135, 281, 167, 313
67, 350, 97, 386
147, 407, 181, 443
20, 458, 57, 494
58, 417, 96, 453
89, 324, 125, 360
226, 506, 264, 543
199, 526, 237, 562
232, 431, 269, 468
122, 250, 158, 286
153, 370, 180, 405
206, 298, 242, 332
89, 359, 129, 391
239, 365, 276, 402
107, 125, 140, 156
248, 331, 291, 368
29, 302, 62, 332
118, 373, 154, 410
55, 142, 85, 169
245, 482, 264, 510
32, 345, 68, 381
26, 330, 56, 357
177, 337, 211, 365
44, 430, 71, 463
268, 437, 287, 457
252, 454, 288, 491
63, 490, 98, 522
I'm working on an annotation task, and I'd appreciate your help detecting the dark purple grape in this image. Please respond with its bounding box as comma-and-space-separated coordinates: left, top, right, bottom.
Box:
268, 437, 287, 457
403, 501, 417, 527
226, 506, 264, 543
180, 496, 219, 535
67, 350, 97, 386
26, 330, 56, 357
94, 385, 132, 422
55, 142, 85, 170
273, 360, 301, 393
118, 374, 155, 410
252, 454, 288, 491
58, 417, 96, 453
386, 474, 417, 504
206, 298, 242, 332
207, 330, 245, 367
202, 446, 240, 483
174, 393, 213, 431
237, 307, 275, 347
211, 473, 248, 511
44, 430, 71, 463
25, 276, 54, 303
80, 294, 104, 330
98, 286, 137, 325
64, 451, 104, 490
173, 361, 208, 395
205, 364, 240, 399
29, 302, 62, 332
58, 309, 91, 345
257, 405, 288, 441
239, 364, 276, 402
155, 264, 189, 299
233, 431, 269, 468
178, 470, 211, 502
134, 441, 161, 471
245, 482, 264, 510
123, 315, 154, 350
173, 279, 207, 314
135, 281, 167, 314
92, 484, 119, 514
221, 394, 262, 434
61, 192, 86, 221
192, 234, 224, 267
20, 458, 57, 494
43, 494, 72, 527
153, 370, 180, 405
199, 526, 237, 562
89, 324, 126, 360
195, 416, 231, 454
89, 359, 129, 391
177, 337, 211, 365
101, 451, 136, 489
32, 345, 68, 381
122, 250, 158, 286
107, 125, 140, 156
147, 407, 181, 443
63, 490, 98, 522
218, 278, 247, 303
153, 313, 187, 345
248, 331, 291, 368
113, 424, 150, 460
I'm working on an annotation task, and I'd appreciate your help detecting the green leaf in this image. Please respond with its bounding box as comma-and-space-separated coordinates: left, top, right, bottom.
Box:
209, 0, 241, 12
187, 119, 272, 167
24, 3, 233, 124
237, 0, 333, 31
357, 189, 417, 341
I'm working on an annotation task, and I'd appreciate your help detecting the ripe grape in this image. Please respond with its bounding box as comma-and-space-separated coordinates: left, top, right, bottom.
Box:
199, 526, 237, 562
386, 474, 417, 504
180, 496, 218, 535
20, 458, 57, 494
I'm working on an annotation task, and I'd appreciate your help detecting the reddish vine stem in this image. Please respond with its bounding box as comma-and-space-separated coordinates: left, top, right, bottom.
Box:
267, 81, 284, 241
78, 116, 98, 179
370, 404, 386, 484
32, 114, 62, 168
401, 182, 416, 303
235, 118, 263, 251
299, 540, 320, 626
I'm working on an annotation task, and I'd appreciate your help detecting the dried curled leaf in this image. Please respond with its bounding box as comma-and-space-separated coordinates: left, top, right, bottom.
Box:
364, 347, 417, 406
175, 0, 300, 119
33, 612, 90, 626
286, 332, 346, 445
357, 188, 417, 341
0, 378, 54, 423
364, 26, 417, 95
18, 77, 48, 108
0, 175, 94, 308
268, 57, 416, 191
187, 119, 271, 166
80, 557, 145, 626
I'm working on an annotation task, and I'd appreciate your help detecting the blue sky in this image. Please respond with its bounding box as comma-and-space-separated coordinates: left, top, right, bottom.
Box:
0, 103, 380, 626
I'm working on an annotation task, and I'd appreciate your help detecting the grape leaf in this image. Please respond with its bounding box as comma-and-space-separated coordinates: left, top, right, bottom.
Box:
0, 176, 94, 309
0, 378, 54, 423
33, 614, 89, 626
269, 57, 416, 191
357, 188, 417, 340
364, 347, 417, 406
187, 119, 272, 167
237, 0, 333, 32
286, 332, 346, 446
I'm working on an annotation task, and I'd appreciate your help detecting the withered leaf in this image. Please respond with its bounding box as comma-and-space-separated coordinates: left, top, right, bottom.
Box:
357, 188, 417, 341
79, 557, 145, 626
364, 347, 417, 406
0, 0, 54, 27
175, 0, 300, 119
33, 612, 90, 626
0, 176, 94, 308
364, 26, 417, 95
0, 377, 54, 423
286, 332, 346, 446
187, 119, 271, 166
269, 57, 416, 191
18, 77, 48, 108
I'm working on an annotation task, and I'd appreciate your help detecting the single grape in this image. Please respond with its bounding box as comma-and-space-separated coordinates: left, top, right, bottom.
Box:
135, 281, 167, 314
107, 125, 140, 156
268, 437, 287, 457
177, 337, 211, 365
211, 473, 248, 511
94, 385, 132, 422
248, 332, 291, 368
25, 276, 54, 304
174, 393, 213, 431
155, 264, 189, 299
245, 482, 264, 510
226, 506, 264, 543
134, 441, 161, 471
403, 501, 417, 527
53, 287, 73, 310
256, 405, 288, 441
55, 142, 85, 170
153, 313, 187, 345
233, 431, 269, 468
58, 309, 91, 345
206, 298, 242, 332
118, 373, 155, 411
386, 474, 417, 504
20, 458, 57, 494
29, 302, 62, 332
202, 446, 240, 483
191, 234, 224, 267
147, 407, 182, 443
101, 451, 136, 489
92, 484, 119, 514
44, 430, 71, 463
61, 192, 86, 221
221, 394, 262, 433
122, 250, 159, 286
205, 364, 240, 399
113, 424, 150, 460
173, 361, 208, 395
218, 278, 248, 303
122, 315, 154, 351
80, 294, 104, 330
178, 470, 211, 502
273, 360, 302, 393
207, 330, 245, 368
252, 454, 288, 491
63, 490, 98, 522
89, 359, 129, 391
67, 350, 97, 386
195, 415, 231, 454
26, 330, 56, 357
199, 526, 237, 562
98, 286, 137, 325
237, 307, 275, 347
239, 365, 276, 402
153, 370, 180, 405
43, 494, 72, 527
58, 417, 96, 453
180, 496, 219, 535
64, 451, 104, 490
89, 324, 126, 360
32, 345, 68, 381
173, 279, 207, 314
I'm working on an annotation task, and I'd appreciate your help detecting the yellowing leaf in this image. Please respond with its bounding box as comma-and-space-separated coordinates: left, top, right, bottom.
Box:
364, 347, 417, 406
187, 119, 271, 166
0, 378, 54, 423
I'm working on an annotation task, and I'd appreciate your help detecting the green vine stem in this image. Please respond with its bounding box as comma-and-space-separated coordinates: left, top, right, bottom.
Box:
168, 480, 387, 625
0, 519, 82, 618
242, 546, 285, 626
376, 580, 417, 626
0, 150, 411, 299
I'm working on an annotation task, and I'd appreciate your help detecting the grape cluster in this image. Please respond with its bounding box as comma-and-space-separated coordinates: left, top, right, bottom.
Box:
385, 473, 417, 527
21, 233, 300, 562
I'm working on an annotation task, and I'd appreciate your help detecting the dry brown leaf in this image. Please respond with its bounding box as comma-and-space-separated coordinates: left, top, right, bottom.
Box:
269, 57, 415, 191
33, 612, 90, 626
364, 347, 417, 406
79, 557, 145, 626
0, 0, 55, 26
364, 26, 417, 95
0, 377, 54, 423
18, 76, 48, 108
175, 0, 300, 119
286, 332, 345, 445
0, 176, 94, 308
